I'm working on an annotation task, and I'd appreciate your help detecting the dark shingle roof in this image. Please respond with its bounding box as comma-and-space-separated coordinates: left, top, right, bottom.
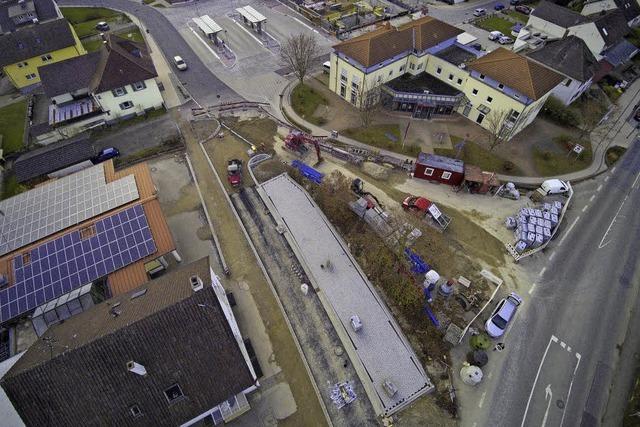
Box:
90, 34, 157, 93
614, 0, 640, 23
468, 47, 565, 100
527, 36, 598, 81
0, 18, 76, 67
593, 9, 629, 47
13, 134, 95, 182
0, 0, 59, 34
38, 51, 102, 97
531, 1, 590, 27
1, 258, 256, 426
333, 16, 463, 67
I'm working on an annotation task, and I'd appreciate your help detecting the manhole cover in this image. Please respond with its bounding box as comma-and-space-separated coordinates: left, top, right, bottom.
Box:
557, 399, 565, 409
335, 346, 344, 356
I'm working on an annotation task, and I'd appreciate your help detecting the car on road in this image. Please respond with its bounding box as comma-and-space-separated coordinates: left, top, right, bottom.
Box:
498, 36, 514, 44
173, 56, 187, 71
515, 5, 532, 14
473, 8, 487, 16
489, 30, 504, 41
95, 21, 110, 31
485, 292, 522, 337
92, 147, 120, 164
494, 2, 506, 10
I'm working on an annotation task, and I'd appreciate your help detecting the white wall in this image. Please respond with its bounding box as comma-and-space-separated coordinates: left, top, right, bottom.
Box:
93, 78, 164, 122
568, 22, 606, 58
551, 77, 592, 105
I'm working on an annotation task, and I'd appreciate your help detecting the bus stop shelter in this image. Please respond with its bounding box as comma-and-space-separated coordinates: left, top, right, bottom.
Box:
192, 15, 223, 45
236, 5, 266, 33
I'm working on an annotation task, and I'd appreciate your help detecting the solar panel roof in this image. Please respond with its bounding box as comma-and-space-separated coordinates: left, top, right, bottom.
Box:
0, 164, 139, 256
0, 205, 156, 324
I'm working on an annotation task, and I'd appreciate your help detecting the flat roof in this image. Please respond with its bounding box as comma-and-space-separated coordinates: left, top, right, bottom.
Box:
434, 44, 480, 65
386, 72, 462, 96
236, 5, 266, 24
262, 174, 433, 416
417, 152, 464, 173
193, 15, 222, 35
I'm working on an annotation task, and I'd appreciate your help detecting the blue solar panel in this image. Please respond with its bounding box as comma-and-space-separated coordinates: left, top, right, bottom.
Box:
0, 205, 157, 323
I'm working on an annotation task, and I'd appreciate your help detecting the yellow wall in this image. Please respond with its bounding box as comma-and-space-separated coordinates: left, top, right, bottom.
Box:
2, 24, 86, 89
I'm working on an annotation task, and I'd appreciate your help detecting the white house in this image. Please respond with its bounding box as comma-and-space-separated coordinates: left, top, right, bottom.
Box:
581, 0, 640, 27
38, 34, 164, 139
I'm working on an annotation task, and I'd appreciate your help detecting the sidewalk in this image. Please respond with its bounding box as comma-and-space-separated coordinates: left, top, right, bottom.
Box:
280, 77, 640, 187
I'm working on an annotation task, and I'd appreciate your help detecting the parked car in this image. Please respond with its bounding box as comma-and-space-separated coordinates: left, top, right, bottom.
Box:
92, 147, 120, 164
510, 0, 520, 4
173, 56, 187, 71
539, 179, 569, 195
498, 36, 514, 44
473, 8, 487, 16
471, 42, 483, 51
494, 2, 505, 10
515, 5, 532, 14
634, 108, 640, 121
489, 30, 504, 41
227, 159, 243, 187
95, 21, 110, 31
485, 292, 522, 338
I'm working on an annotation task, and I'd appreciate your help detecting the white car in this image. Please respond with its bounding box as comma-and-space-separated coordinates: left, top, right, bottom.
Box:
473, 8, 487, 16
173, 56, 187, 71
539, 179, 569, 195
485, 292, 522, 338
489, 31, 504, 41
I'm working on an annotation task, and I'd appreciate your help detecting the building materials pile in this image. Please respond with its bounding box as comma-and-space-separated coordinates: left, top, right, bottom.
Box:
508, 201, 562, 253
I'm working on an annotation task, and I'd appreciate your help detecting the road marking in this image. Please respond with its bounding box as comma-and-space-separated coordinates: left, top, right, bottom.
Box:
487, 370, 493, 379
521, 335, 558, 427
528, 283, 537, 295
472, 423, 477, 427
189, 27, 220, 60
599, 198, 627, 248
567, 346, 571, 353
539, 267, 547, 277
597, 184, 603, 192
290, 15, 319, 33
233, 21, 269, 49
633, 171, 640, 189
560, 341, 566, 349
605, 176, 610, 182
478, 391, 487, 408
549, 251, 556, 261
611, 166, 617, 173
542, 384, 553, 427
559, 353, 582, 427
589, 194, 595, 202
582, 205, 588, 213
559, 216, 580, 246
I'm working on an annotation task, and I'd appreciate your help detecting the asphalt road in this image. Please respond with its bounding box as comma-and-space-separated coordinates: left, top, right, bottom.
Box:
57, 0, 242, 105
429, 0, 508, 24
464, 141, 640, 427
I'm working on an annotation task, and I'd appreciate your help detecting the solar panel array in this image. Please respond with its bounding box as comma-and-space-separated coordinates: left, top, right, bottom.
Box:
0, 165, 139, 256
0, 205, 157, 323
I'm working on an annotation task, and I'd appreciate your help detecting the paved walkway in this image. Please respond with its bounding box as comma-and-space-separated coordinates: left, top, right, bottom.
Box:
281, 76, 640, 186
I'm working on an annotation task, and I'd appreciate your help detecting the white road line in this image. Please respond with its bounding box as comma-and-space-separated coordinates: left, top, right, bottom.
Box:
582, 205, 588, 213
567, 346, 572, 353
599, 198, 627, 248
291, 15, 319, 33
472, 423, 477, 427
189, 27, 220, 60
605, 176, 610, 182
488, 371, 493, 379
611, 166, 617, 173
559, 353, 582, 427
597, 184, 603, 192
560, 341, 566, 349
549, 252, 556, 261
633, 171, 640, 189
528, 283, 537, 295
478, 391, 487, 408
233, 20, 269, 49
589, 194, 596, 202
522, 335, 558, 427
539, 267, 547, 277
559, 216, 580, 246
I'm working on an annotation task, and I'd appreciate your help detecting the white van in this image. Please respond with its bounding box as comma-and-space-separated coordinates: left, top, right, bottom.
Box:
539, 179, 569, 195
322, 61, 330, 73
489, 31, 504, 41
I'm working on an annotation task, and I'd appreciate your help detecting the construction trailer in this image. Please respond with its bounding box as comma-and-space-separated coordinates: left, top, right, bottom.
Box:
413, 153, 465, 186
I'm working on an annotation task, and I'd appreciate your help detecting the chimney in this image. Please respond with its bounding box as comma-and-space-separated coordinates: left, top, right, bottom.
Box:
127, 361, 147, 376
190, 275, 203, 292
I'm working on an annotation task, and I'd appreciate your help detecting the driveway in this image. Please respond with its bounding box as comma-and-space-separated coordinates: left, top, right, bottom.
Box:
57, 0, 242, 106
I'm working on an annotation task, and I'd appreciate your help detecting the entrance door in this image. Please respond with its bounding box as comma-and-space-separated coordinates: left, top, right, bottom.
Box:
476, 113, 485, 125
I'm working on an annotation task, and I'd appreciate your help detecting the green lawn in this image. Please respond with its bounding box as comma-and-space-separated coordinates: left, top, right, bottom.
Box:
61, 7, 130, 38
435, 137, 525, 175
0, 100, 27, 154
504, 10, 528, 23
606, 146, 626, 167
291, 83, 328, 126
532, 135, 592, 175
2, 174, 26, 200
475, 16, 516, 36
116, 28, 144, 42
342, 124, 421, 156
152, 3, 166, 7
82, 38, 104, 52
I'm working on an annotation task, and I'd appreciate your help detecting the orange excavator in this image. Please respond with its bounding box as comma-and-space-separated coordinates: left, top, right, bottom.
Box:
283, 130, 323, 164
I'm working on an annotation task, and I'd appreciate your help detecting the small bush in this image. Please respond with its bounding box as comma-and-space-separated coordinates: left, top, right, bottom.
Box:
503, 160, 515, 172
470, 333, 491, 350
541, 96, 582, 127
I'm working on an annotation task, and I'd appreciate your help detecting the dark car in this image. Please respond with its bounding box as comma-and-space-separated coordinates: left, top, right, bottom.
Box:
95, 21, 110, 31
494, 2, 505, 10
92, 147, 120, 164
515, 5, 532, 14
471, 42, 482, 51
634, 108, 640, 121
510, 0, 520, 4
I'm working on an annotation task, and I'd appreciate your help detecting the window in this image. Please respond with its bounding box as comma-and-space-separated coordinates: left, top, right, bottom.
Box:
399, 65, 405, 72
448, 73, 454, 81
376, 75, 381, 82
514, 94, 520, 100
119, 101, 134, 110
498, 83, 504, 90
436, 66, 442, 75
351, 81, 359, 89
479, 74, 485, 80
472, 88, 478, 96
25, 73, 36, 80
457, 78, 463, 85
164, 384, 184, 403
340, 83, 346, 97
417, 63, 423, 70
132, 81, 146, 91
486, 96, 493, 103
41, 54, 52, 62
442, 171, 452, 180
129, 405, 142, 418
340, 73, 347, 82
388, 70, 393, 76
424, 167, 434, 176
564, 78, 572, 87
409, 63, 415, 70
17, 61, 28, 68
112, 87, 127, 97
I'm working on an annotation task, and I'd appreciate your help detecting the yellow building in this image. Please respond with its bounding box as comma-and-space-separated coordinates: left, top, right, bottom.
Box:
330, 16, 564, 137
0, 18, 86, 91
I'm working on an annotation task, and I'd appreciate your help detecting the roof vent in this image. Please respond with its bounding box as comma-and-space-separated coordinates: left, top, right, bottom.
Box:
190, 275, 203, 292
32, 18, 38, 24
127, 361, 147, 376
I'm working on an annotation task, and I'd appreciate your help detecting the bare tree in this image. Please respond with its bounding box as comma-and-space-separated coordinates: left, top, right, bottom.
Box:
483, 108, 532, 151
578, 100, 603, 140
280, 33, 320, 85
358, 79, 382, 127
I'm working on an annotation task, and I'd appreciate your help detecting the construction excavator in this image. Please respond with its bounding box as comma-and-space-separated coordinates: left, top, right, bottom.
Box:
351, 178, 384, 209
283, 130, 323, 164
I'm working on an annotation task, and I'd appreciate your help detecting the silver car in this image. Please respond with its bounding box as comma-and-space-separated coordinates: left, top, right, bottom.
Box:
485, 292, 522, 338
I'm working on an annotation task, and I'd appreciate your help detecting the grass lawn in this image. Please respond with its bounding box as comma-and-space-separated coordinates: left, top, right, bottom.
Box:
2, 174, 27, 200
225, 117, 278, 150
143, 0, 154, 4
61, 6, 130, 38
475, 16, 516, 35
152, 3, 166, 7
532, 135, 592, 175
291, 83, 328, 126
504, 10, 528, 23
115, 27, 144, 43
605, 146, 626, 167
435, 137, 525, 175
0, 100, 27, 154
82, 38, 104, 52
342, 124, 421, 156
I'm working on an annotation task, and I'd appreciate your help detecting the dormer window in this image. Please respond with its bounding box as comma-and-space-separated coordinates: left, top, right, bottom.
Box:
112, 87, 127, 97
479, 74, 485, 80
